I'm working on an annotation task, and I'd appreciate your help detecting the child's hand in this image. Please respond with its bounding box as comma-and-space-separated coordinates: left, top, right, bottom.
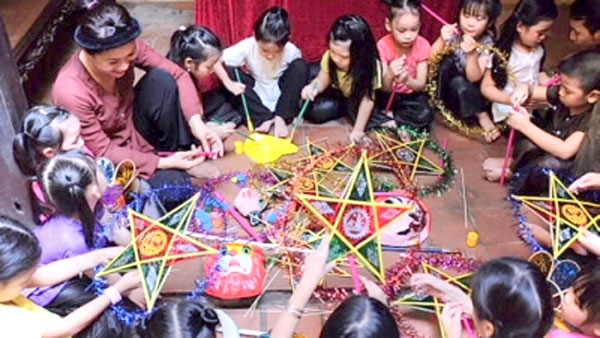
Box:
440, 302, 466, 338
225, 81, 246, 96
511, 83, 531, 107
388, 56, 406, 78
301, 82, 319, 101
441, 24, 458, 43
569, 173, 600, 193
95, 246, 124, 265
577, 226, 600, 256
114, 271, 141, 293
460, 35, 477, 54
349, 130, 372, 146
411, 273, 471, 308
359, 275, 388, 305
301, 236, 335, 285
507, 107, 531, 131
395, 67, 409, 84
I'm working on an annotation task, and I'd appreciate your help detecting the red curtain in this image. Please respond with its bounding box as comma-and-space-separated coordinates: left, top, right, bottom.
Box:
196, 0, 459, 62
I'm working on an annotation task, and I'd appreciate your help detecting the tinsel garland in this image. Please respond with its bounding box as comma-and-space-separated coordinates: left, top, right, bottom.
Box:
426, 43, 516, 136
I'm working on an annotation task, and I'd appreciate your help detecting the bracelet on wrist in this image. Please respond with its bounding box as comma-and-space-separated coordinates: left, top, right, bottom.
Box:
104, 286, 122, 305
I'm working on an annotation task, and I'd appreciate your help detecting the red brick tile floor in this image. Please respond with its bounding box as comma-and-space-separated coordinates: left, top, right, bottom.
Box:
31, 2, 586, 337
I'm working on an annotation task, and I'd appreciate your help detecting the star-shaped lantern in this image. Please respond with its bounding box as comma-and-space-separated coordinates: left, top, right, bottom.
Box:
394, 262, 473, 338
512, 172, 600, 258
97, 193, 218, 310
296, 152, 414, 281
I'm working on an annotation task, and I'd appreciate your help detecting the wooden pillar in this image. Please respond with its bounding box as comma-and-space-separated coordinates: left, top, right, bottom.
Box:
0, 17, 33, 225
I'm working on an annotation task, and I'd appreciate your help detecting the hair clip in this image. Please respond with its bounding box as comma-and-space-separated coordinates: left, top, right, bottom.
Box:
179, 25, 187, 31
87, 0, 100, 10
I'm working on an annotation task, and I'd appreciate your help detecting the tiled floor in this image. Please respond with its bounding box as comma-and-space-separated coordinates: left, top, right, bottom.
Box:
32, 2, 585, 336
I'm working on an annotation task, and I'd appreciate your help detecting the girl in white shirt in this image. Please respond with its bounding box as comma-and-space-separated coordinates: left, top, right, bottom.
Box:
215, 6, 307, 138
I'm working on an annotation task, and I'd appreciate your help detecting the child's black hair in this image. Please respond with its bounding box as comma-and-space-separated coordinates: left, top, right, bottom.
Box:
142, 301, 219, 338
573, 261, 600, 325
570, 0, 600, 34
471, 257, 554, 338
558, 49, 600, 93
40, 150, 99, 248
167, 25, 222, 68
0, 216, 41, 282
13, 105, 70, 177
457, 0, 502, 36
381, 0, 421, 21
327, 14, 380, 106
491, 0, 558, 89
254, 6, 290, 46
320, 295, 399, 338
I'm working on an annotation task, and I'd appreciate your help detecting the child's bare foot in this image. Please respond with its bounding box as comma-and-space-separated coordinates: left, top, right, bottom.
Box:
476, 112, 501, 143
273, 116, 289, 138
482, 157, 512, 182
256, 119, 274, 133
206, 121, 235, 139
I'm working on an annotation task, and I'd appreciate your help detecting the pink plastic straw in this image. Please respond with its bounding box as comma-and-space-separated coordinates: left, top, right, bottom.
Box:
462, 317, 478, 338
499, 129, 515, 187
348, 255, 363, 293
422, 3, 451, 26
213, 192, 262, 242
384, 91, 397, 114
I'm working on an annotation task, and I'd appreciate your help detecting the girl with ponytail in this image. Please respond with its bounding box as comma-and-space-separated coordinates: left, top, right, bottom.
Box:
161, 25, 242, 139
480, 0, 557, 125
25, 150, 145, 315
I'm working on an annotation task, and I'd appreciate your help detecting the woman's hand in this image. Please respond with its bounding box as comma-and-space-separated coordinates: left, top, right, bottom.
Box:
189, 118, 224, 157
569, 172, 600, 193
224, 80, 246, 96
441, 24, 458, 43
158, 149, 206, 170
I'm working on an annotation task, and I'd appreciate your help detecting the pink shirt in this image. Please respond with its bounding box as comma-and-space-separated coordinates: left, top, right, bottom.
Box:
377, 34, 431, 94
52, 39, 201, 178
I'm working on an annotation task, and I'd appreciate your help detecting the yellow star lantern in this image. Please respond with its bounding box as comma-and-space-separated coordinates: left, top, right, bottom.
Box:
97, 193, 218, 310
394, 263, 473, 338
512, 172, 600, 258
296, 153, 414, 281
369, 132, 444, 183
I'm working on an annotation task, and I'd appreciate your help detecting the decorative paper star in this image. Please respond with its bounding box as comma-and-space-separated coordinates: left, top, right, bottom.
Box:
296, 153, 414, 281
394, 262, 473, 338
97, 193, 218, 310
369, 132, 444, 183
512, 172, 600, 258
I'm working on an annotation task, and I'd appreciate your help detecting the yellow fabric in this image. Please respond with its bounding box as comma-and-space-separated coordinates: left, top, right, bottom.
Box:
553, 318, 571, 332
319, 51, 383, 98
0, 295, 64, 338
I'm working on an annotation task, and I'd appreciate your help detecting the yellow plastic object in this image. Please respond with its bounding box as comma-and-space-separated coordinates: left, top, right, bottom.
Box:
234, 133, 299, 163
466, 231, 479, 247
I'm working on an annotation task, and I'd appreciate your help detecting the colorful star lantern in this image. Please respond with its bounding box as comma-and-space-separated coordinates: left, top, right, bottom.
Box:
393, 263, 473, 338
296, 153, 414, 281
97, 193, 218, 310
369, 132, 444, 183
512, 172, 600, 258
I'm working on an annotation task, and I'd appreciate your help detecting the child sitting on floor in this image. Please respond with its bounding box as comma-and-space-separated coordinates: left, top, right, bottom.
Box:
482, 49, 600, 193
412, 256, 554, 338
302, 15, 383, 145
0, 215, 140, 338
375, 0, 434, 131
162, 25, 241, 139
214, 6, 307, 138
550, 262, 600, 337
481, 0, 557, 125
269, 237, 400, 338
569, 0, 600, 48
431, 0, 502, 142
